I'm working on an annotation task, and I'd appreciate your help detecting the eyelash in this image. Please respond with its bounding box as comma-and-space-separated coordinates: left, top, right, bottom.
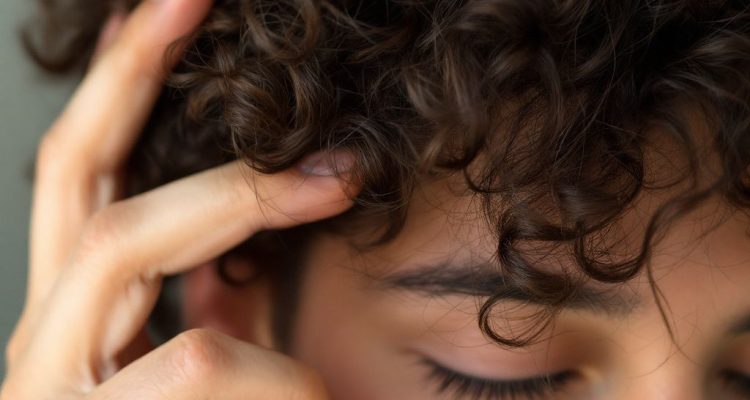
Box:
423, 360, 750, 399
422, 358, 577, 400
722, 369, 750, 398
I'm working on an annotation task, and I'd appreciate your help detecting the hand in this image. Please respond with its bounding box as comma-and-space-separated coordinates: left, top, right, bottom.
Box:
1, 0, 354, 398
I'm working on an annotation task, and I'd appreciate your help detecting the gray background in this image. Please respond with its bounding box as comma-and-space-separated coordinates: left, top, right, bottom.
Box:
0, 0, 78, 378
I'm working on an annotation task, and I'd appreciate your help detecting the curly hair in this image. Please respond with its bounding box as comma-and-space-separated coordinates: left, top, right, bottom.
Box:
23, 0, 750, 346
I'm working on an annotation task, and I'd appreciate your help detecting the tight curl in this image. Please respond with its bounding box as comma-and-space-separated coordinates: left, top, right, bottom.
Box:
25, 0, 750, 346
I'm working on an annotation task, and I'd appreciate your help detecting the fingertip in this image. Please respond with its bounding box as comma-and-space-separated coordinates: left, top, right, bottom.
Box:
117, 0, 214, 67
156, 0, 215, 69
155, 0, 215, 34
91, 12, 127, 65
245, 171, 358, 231
298, 149, 362, 195
298, 150, 356, 177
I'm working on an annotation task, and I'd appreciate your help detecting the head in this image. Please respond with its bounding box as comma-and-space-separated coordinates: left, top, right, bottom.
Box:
26, 0, 750, 398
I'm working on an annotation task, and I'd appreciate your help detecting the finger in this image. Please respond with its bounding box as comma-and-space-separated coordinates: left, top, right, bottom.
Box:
9, 12, 129, 365
90, 11, 127, 68
24, 154, 356, 386
51, 0, 212, 170
87, 9, 150, 371
90, 328, 329, 399
28, 0, 214, 310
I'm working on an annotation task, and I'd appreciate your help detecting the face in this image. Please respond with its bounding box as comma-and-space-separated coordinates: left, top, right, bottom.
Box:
283, 176, 750, 400
177, 148, 750, 400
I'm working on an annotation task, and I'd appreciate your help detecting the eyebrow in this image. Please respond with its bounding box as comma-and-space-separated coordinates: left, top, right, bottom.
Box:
377, 262, 639, 316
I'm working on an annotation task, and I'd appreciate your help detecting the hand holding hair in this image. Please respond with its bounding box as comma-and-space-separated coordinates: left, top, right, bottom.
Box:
1, 0, 355, 398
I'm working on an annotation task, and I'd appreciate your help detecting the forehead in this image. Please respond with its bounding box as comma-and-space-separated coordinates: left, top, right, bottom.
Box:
364, 176, 496, 263
352, 173, 750, 334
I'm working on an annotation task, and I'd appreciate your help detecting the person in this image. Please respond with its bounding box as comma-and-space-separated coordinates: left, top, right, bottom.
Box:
3, 0, 750, 398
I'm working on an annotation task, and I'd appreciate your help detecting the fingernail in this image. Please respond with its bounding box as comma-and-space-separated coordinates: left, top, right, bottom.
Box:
298, 150, 355, 176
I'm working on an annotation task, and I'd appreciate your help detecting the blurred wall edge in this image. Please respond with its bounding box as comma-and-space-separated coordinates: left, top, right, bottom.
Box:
0, 0, 79, 379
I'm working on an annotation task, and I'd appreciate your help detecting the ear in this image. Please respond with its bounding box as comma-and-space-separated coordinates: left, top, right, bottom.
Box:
181, 255, 275, 349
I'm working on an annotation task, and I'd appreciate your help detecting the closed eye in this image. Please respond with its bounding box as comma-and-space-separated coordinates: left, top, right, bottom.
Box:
421, 357, 578, 400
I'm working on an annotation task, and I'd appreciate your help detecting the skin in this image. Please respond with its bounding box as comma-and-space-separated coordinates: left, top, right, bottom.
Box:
2, 0, 750, 399
1, 0, 347, 398
282, 180, 750, 399
181, 170, 750, 400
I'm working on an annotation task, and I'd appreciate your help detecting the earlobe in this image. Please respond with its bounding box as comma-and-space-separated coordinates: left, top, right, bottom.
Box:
181, 257, 275, 349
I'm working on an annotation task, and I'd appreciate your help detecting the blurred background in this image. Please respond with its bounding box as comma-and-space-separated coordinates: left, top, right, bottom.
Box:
0, 0, 78, 378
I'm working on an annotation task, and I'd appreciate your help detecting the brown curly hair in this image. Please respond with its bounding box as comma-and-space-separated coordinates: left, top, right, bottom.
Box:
23, 0, 750, 346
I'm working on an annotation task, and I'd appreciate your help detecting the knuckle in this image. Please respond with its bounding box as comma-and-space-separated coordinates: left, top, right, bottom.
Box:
35, 131, 68, 180
4, 328, 23, 369
72, 205, 131, 268
80, 207, 126, 248
167, 329, 229, 382
4, 312, 34, 370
